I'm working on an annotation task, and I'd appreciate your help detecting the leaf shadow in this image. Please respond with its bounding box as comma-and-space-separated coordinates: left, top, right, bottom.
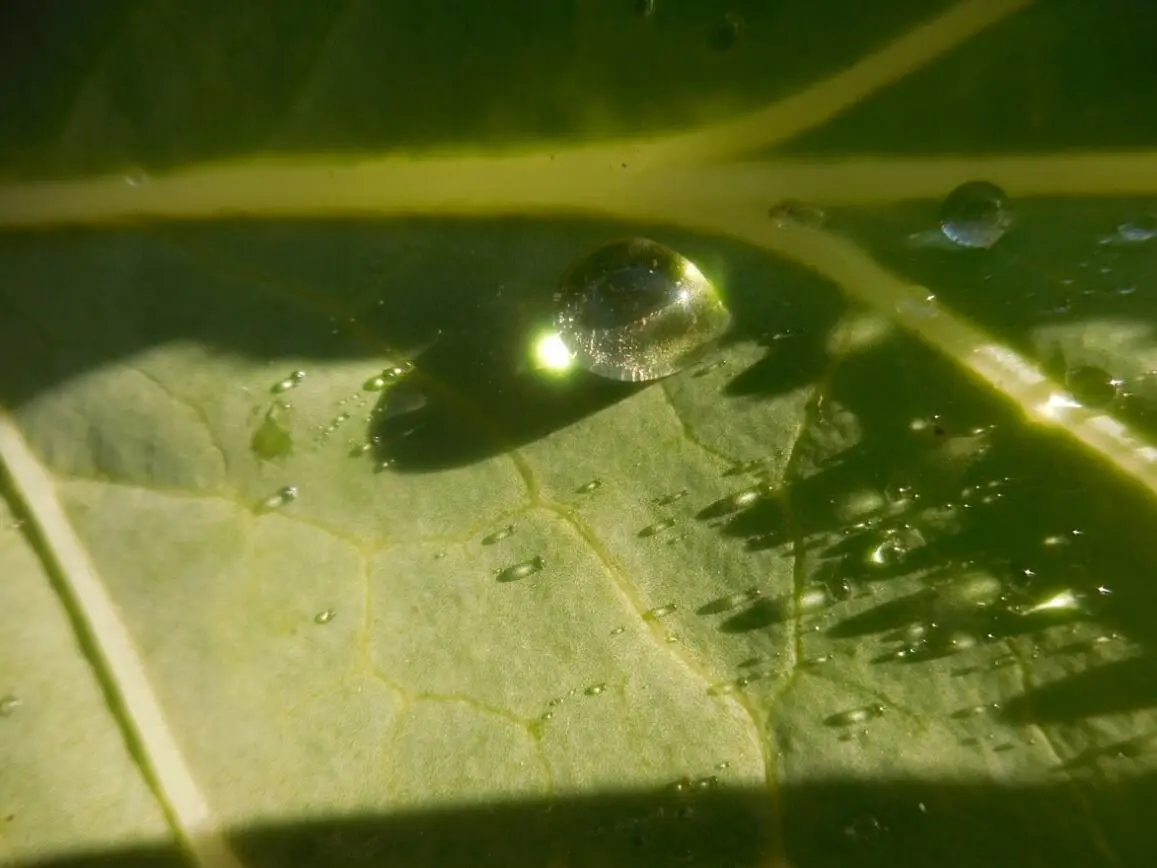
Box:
0, 217, 842, 475
16, 774, 1157, 868
701, 315, 1157, 725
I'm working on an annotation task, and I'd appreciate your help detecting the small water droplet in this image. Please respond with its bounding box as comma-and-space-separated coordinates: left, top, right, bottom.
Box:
653, 489, 689, 506
251, 403, 293, 461
768, 199, 826, 229
554, 238, 731, 382
314, 609, 336, 625
1103, 215, 1157, 245
610, 626, 626, 636
693, 775, 719, 789
638, 517, 677, 538
363, 374, 388, 392
709, 11, 744, 52
271, 370, 306, 394
433, 551, 447, 560
644, 603, 677, 620
373, 457, 396, 474
584, 683, 607, 696
797, 585, 831, 614
0, 694, 21, 717
255, 485, 298, 514
824, 703, 885, 727
348, 441, 372, 457
939, 180, 1011, 249
576, 478, 603, 494
715, 760, 731, 770
496, 556, 545, 583
723, 459, 765, 477
481, 524, 515, 546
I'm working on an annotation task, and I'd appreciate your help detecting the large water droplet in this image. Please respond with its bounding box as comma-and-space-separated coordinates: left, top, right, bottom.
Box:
1065, 365, 1119, 409
553, 238, 731, 382
939, 181, 1011, 249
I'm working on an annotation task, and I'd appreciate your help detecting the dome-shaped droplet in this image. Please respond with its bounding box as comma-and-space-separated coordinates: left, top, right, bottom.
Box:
553, 238, 731, 382
939, 181, 1011, 249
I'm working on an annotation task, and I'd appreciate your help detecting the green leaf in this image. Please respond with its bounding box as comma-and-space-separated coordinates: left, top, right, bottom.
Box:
3, 2, 1157, 868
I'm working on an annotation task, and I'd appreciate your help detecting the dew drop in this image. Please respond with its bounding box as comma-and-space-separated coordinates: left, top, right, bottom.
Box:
643, 603, 677, 620
723, 459, 766, 477
553, 238, 731, 382
638, 517, 677, 538
314, 609, 336, 625
768, 199, 826, 229
481, 524, 516, 545
939, 181, 1011, 249
824, 703, 885, 727
255, 485, 298, 513
363, 374, 388, 392
496, 556, 545, 583
0, 694, 21, 717
348, 442, 372, 457
796, 585, 831, 614
1065, 365, 1119, 409
271, 370, 306, 394
1103, 215, 1157, 245
610, 626, 626, 636
584, 683, 607, 696
715, 760, 731, 770
653, 489, 689, 506
576, 478, 603, 494
709, 11, 744, 52
251, 403, 293, 461
373, 457, 396, 474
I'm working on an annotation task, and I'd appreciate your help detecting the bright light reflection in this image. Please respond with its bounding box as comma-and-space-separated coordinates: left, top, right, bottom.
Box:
532, 330, 575, 375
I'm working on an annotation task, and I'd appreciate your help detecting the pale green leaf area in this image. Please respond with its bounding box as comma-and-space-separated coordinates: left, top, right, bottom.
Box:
3, 2, 1157, 868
